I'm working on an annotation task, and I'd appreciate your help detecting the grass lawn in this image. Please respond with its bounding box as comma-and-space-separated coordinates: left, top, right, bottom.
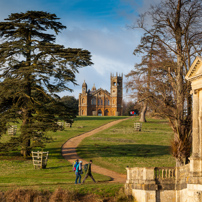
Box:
0, 116, 127, 194
77, 116, 176, 174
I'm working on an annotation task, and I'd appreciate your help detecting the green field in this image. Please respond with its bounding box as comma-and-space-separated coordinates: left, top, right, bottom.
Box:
0, 116, 127, 194
77, 117, 175, 174
0, 116, 175, 198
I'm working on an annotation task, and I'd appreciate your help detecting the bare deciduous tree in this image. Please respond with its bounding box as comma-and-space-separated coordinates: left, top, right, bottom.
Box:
127, 0, 202, 166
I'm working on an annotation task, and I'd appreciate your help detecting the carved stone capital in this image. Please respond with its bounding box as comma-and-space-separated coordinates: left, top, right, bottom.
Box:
194, 89, 199, 94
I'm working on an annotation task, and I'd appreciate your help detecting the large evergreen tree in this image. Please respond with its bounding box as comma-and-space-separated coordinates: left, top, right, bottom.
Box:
0, 11, 93, 157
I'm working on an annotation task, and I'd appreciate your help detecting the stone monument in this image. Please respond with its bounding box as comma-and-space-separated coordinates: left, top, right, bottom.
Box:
185, 56, 202, 202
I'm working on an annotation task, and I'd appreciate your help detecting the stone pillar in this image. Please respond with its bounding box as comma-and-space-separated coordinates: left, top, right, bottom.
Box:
192, 90, 199, 157
185, 57, 202, 200
189, 89, 202, 182
199, 90, 202, 158
184, 57, 202, 202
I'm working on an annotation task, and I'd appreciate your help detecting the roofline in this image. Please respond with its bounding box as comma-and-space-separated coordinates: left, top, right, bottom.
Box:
185, 56, 202, 80
90, 88, 110, 96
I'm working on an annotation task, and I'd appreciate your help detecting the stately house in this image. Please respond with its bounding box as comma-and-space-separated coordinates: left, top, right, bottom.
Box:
78, 73, 123, 116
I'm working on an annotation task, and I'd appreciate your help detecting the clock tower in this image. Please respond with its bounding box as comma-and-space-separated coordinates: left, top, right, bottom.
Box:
82, 80, 87, 94
110, 73, 123, 116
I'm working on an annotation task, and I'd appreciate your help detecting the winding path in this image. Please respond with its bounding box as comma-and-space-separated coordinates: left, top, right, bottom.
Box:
61, 118, 130, 183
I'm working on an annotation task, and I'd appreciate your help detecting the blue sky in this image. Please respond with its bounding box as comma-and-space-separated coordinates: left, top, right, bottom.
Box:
0, 0, 158, 100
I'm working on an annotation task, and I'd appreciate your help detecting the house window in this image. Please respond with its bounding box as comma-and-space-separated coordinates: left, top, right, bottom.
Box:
91, 98, 96, 105
105, 99, 110, 106
98, 98, 102, 105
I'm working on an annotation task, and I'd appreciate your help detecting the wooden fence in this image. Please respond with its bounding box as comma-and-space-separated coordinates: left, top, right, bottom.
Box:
134, 123, 142, 131
8, 125, 17, 136
31, 151, 49, 169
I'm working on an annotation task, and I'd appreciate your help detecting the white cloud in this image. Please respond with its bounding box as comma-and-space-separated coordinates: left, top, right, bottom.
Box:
0, 0, 153, 101
56, 25, 141, 99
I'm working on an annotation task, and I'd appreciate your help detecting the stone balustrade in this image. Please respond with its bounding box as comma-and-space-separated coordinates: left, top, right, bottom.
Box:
126, 164, 189, 181
125, 165, 190, 201
154, 167, 175, 179
126, 164, 190, 190
126, 163, 193, 201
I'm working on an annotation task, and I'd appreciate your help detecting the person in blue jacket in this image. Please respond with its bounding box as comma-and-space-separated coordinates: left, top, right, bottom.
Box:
73, 159, 79, 171
75, 161, 83, 184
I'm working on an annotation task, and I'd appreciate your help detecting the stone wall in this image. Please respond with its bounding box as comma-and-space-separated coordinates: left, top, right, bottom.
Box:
125, 165, 190, 202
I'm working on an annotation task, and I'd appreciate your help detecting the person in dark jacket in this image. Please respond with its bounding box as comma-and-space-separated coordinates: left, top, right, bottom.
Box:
82, 160, 96, 183
75, 161, 83, 184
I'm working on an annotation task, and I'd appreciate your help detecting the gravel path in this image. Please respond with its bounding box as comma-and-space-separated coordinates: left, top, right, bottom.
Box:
61, 118, 130, 183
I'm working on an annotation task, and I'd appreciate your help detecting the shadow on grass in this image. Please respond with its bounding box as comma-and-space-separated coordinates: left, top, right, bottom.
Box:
42, 148, 64, 159
0, 150, 28, 161
77, 144, 171, 158
75, 116, 128, 121
146, 121, 169, 124
46, 165, 72, 170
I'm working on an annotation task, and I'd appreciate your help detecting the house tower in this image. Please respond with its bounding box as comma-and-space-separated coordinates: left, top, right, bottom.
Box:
110, 73, 123, 116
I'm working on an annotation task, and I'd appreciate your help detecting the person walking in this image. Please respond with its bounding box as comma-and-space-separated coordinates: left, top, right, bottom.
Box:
82, 160, 96, 183
75, 161, 83, 184
73, 159, 79, 171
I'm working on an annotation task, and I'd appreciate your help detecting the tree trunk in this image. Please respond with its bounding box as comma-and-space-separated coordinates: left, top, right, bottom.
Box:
139, 102, 147, 122
176, 158, 184, 167
174, 0, 185, 167
21, 139, 31, 158
176, 156, 189, 167
20, 31, 32, 158
21, 107, 32, 158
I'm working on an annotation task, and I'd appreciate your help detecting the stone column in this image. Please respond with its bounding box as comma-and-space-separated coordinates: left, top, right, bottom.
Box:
189, 89, 202, 179
199, 90, 202, 158
192, 90, 199, 157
